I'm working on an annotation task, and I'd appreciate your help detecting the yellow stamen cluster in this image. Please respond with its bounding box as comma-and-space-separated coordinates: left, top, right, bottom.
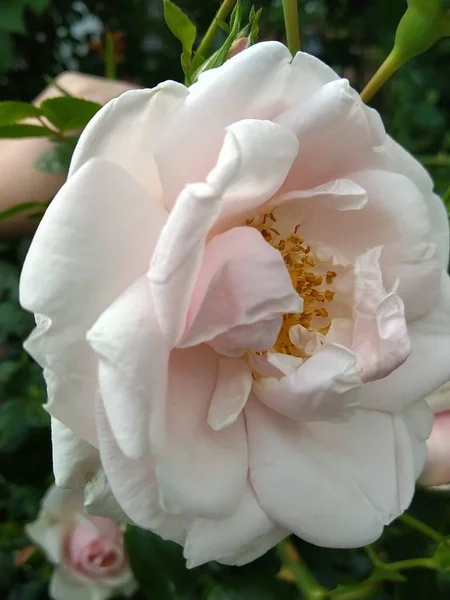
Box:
246, 211, 337, 358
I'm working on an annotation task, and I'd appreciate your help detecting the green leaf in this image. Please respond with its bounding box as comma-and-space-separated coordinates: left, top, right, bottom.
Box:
0, 202, 49, 222
39, 97, 102, 131
125, 526, 200, 600
0, 101, 42, 126
0, 3, 26, 34
248, 7, 263, 46
0, 124, 49, 138
163, 0, 197, 57
35, 142, 74, 175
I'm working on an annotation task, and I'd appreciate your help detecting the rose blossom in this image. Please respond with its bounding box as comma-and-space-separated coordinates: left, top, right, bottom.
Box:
420, 383, 450, 487
26, 485, 136, 600
20, 42, 450, 567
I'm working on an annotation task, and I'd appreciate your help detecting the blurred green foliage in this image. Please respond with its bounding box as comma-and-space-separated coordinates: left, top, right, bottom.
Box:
0, 1, 449, 599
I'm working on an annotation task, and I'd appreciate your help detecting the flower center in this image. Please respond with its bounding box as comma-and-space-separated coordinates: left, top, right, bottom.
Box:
246, 211, 337, 358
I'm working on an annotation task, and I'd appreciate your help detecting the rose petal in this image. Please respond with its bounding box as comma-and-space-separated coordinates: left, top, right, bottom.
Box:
51, 418, 100, 488
362, 272, 450, 412
276, 179, 368, 213
87, 277, 168, 459
148, 119, 298, 346
276, 79, 385, 193
84, 469, 131, 523
352, 247, 410, 383
151, 346, 248, 519
20, 158, 167, 445
95, 396, 188, 542
184, 486, 287, 568
69, 82, 188, 202
156, 42, 294, 206
247, 399, 418, 547
180, 227, 302, 354
207, 357, 253, 431
253, 344, 362, 422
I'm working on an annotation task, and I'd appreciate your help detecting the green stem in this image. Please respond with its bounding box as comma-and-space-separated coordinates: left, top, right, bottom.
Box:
37, 116, 72, 146
277, 540, 326, 600
282, 0, 301, 56
383, 558, 436, 571
104, 31, 117, 80
400, 513, 445, 543
365, 545, 382, 566
196, 0, 237, 58
329, 578, 378, 600
360, 50, 404, 104
43, 75, 72, 97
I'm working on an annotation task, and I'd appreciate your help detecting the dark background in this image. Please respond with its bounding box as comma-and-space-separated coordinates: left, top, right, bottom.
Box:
0, 1, 450, 599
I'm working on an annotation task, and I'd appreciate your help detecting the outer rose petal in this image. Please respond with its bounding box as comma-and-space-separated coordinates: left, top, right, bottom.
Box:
87, 277, 168, 460
253, 344, 362, 422
373, 136, 449, 267
157, 42, 294, 205
277, 80, 385, 193
84, 469, 130, 523
151, 346, 248, 519
51, 418, 99, 488
246, 399, 421, 548
184, 486, 287, 568
69, 82, 188, 202
149, 119, 298, 346
95, 395, 188, 541
180, 226, 302, 354
20, 159, 167, 446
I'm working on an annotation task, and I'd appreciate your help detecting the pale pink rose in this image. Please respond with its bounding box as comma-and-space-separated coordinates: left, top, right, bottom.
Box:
26, 485, 136, 600
20, 42, 450, 567
420, 383, 450, 487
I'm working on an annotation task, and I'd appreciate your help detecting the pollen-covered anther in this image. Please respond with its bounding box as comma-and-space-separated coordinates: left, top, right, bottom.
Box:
247, 210, 338, 358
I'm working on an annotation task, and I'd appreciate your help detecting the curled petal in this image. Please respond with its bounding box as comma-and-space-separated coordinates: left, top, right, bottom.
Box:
253, 344, 362, 422
149, 119, 298, 346
180, 226, 302, 355
353, 247, 410, 383
362, 272, 450, 413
